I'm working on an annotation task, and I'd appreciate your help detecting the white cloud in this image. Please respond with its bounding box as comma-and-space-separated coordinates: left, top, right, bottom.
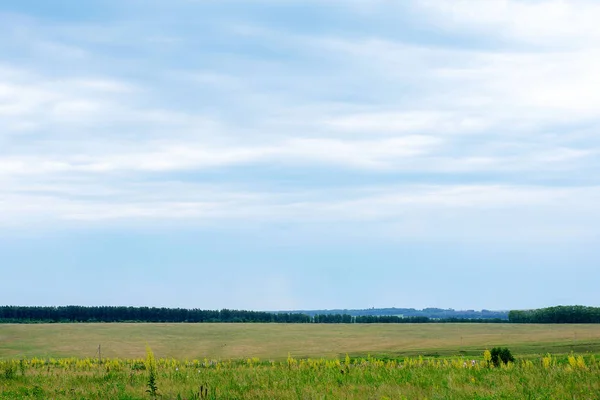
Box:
417, 0, 600, 48
324, 111, 489, 135
0, 135, 439, 174
0, 70, 137, 129
1, 179, 599, 243
0, 0, 599, 242
320, 35, 600, 123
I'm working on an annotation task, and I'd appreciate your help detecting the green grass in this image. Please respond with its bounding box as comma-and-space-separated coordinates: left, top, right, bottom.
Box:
1, 353, 599, 399
2, 324, 600, 399
1, 323, 600, 360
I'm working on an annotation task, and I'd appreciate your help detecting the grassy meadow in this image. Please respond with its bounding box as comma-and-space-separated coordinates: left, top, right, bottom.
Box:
2, 323, 600, 360
2, 323, 600, 399
1, 350, 599, 399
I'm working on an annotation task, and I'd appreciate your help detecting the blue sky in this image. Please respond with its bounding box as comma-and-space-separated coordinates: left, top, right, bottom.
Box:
1, 0, 599, 311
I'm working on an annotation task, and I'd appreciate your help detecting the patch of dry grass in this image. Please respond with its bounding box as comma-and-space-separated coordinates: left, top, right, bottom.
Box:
2, 323, 600, 361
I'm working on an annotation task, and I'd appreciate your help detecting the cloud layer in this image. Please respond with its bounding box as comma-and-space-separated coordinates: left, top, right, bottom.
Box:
1, 0, 600, 242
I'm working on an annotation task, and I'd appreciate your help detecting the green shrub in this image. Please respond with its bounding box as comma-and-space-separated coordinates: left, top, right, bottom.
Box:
490, 347, 515, 366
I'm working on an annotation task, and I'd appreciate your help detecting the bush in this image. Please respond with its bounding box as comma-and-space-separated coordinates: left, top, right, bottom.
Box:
490, 347, 515, 366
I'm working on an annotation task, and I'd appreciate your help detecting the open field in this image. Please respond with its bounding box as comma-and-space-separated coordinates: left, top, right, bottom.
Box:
2, 324, 600, 399
1, 352, 598, 399
2, 323, 600, 360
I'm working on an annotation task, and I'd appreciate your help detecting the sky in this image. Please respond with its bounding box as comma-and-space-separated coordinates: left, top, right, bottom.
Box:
1, 0, 599, 311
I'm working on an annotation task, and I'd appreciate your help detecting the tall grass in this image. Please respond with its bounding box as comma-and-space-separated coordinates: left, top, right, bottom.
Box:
0, 353, 598, 399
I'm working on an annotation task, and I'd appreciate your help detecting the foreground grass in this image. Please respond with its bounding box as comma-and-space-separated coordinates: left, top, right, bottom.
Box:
1, 353, 599, 399
2, 323, 600, 360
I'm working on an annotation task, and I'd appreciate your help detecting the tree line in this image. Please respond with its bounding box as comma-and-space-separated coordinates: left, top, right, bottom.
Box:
0, 306, 309, 323
3, 305, 596, 324
0, 306, 505, 324
508, 305, 600, 323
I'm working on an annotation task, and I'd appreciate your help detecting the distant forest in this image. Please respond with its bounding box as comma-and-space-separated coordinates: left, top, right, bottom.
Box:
508, 306, 600, 323
0, 305, 596, 324
0, 306, 505, 324
289, 307, 508, 320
